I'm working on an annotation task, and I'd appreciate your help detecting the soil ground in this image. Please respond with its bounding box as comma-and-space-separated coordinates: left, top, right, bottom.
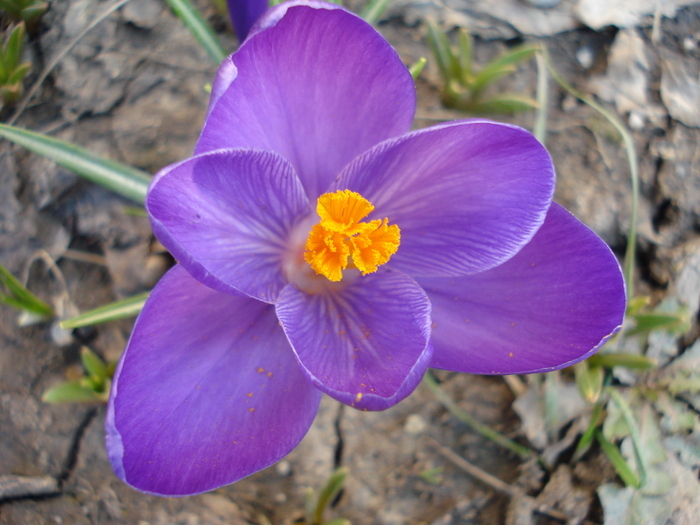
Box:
1, 1, 699, 524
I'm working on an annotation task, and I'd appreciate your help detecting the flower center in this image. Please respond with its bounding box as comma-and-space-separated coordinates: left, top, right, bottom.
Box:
303, 190, 401, 282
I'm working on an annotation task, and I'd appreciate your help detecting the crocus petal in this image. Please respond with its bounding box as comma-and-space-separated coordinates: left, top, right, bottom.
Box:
196, 3, 416, 200
107, 265, 321, 496
333, 120, 555, 277
420, 203, 626, 374
276, 270, 433, 411
148, 149, 309, 303
226, 0, 267, 41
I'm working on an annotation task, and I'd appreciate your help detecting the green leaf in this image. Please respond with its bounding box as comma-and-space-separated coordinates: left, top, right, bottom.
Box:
7, 61, 30, 84
408, 57, 426, 81
42, 381, 107, 404
627, 308, 690, 336
626, 295, 650, 316
587, 353, 657, 371
360, 0, 391, 25
311, 467, 348, 525
0, 123, 151, 204
60, 291, 149, 329
573, 401, 605, 461
419, 466, 444, 485
481, 43, 538, 73
426, 20, 459, 82
165, 0, 227, 65
469, 65, 517, 96
574, 361, 604, 403
21, 2, 48, 23
596, 430, 641, 488
468, 94, 537, 114
4, 23, 25, 75
0, 262, 53, 318
609, 389, 647, 487
456, 29, 473, 81
80, 347, 107, 381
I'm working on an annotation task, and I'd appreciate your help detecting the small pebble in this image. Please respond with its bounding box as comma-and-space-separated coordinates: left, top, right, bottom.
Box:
274, 492, 287, 504
404, 414, 428, 435
682, 36, 697, 52
561, 94, 578, 113
523, 0, 562, 8
276, 460, 291, 476
628, 111, 645, 131
575, 46, 595, 69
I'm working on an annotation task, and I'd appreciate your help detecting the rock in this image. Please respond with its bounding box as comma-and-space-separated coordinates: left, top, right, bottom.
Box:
575, 0, 699, 30
587, 29, 666, 128
660, 48, 700, 128
121, 0, 163, 30
655, 125, 700, 217
0, 475, 59, 500
390, 0, 578, 39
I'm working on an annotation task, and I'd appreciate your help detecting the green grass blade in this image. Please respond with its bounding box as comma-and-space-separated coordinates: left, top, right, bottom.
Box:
543, 47, 638, 299
0, 262, 53, 317
595, 429, 641, 488
0, 123, 151, 204
5, 23, 25, 74
573, 401, 604, 461
533, 51, 548, 144
7, 61, 31, 84
587, 353, 657, 371
426, 20, 458, 81
483, 44, 538, 72
423, 371, 534, 460
469, 94, 537, 114
21, 2, 49, 23
81, 347, 108, 381
457, 29, 473, 81
312, 467, 348, 525
60, 291, 149, 329
165, 0, 227, 65
609, 389, 647, 487
42, 381, 107, 404
360, 0, 391, 25
408, 57, 426, 81
627, 310, 690, 336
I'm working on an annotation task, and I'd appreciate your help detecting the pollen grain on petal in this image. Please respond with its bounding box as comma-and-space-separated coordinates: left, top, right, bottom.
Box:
304, 190, 400, 282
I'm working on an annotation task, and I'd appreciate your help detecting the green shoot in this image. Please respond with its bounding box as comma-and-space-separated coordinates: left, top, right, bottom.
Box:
426, 20, 537, 114
0, 23, 31, 106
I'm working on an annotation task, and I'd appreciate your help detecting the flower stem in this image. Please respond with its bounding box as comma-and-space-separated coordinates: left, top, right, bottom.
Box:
542, 47, 639, 299
422, 371, 534, 460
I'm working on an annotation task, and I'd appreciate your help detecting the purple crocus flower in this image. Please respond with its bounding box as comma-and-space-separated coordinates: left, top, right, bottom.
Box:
226, 0, 268, 41
106, 1, 626, 496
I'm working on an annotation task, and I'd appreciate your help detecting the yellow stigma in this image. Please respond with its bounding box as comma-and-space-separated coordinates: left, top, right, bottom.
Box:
304, 190, 400, 282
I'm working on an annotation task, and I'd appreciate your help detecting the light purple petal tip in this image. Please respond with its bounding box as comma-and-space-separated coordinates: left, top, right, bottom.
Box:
197, 3, 416, 199
147, 149, 309, 303
422, 203, 626, 375
276, 270, 433, 411
107, 265, 321, 496
334, 120, 555, 277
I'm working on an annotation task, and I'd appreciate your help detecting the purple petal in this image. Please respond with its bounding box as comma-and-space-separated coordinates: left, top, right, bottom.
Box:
147, 149, 309, 303
421, 203, 626, 374
196, 3, 416, 200
333, 120, 555, 277
106, 265, 321, 496
226, 0, 267, 41
275, 270, 433, 411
